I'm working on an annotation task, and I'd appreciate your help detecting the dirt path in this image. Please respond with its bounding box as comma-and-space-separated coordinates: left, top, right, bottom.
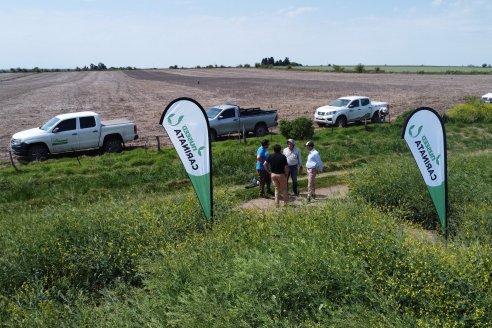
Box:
240, 170, 350, 210
240, 184, 349, 210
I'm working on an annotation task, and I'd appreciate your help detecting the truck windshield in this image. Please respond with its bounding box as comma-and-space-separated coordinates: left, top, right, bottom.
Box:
329, 99, 350, 107
206, 107, 221, 119
40, 117, 60, 131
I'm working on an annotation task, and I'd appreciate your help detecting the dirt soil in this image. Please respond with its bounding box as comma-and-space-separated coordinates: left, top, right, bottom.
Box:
1, 68, 491, 163
240, 185, 349, 211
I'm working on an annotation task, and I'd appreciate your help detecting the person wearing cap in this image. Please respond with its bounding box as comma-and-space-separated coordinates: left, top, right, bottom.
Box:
283, 138, 303, 196
264, 144, 289, 206
305, 140, 323, 201
256, 139, 273, 198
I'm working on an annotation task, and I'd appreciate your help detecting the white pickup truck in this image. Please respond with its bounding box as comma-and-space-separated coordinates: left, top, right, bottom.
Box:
481, 91, 492, 103
314, 96, 389, 127
206, 103, 278, 141
10, 111, 138, 160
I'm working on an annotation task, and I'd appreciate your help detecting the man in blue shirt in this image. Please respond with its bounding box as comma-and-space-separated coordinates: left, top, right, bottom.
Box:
256, 139, 273, 197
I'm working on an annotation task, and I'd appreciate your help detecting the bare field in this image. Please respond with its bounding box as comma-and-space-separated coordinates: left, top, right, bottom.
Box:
1, 68, 491, 162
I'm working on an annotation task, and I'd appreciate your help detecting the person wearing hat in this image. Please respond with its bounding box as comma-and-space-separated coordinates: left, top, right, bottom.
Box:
283, 138, 303, 196
256, 139, 273, 198
304, 140, 323, 201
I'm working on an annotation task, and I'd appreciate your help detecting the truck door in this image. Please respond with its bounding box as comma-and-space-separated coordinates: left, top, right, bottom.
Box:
78, 116, 100, 149
217, 107, 239, 134
359, 98, 372, 120
347, 99, 361, 121
51, 118, 79, 153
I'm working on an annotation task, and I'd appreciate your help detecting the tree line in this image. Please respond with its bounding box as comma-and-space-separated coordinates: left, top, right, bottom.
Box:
256, 57, 302, 67
1, 63, 137, 73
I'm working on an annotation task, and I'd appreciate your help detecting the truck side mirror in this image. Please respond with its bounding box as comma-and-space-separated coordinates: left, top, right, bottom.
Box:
52, 127, 59, 133
218, 115, 224, 120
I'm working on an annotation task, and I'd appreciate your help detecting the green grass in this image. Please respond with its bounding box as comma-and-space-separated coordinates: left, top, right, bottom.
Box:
1, 105, 492, 326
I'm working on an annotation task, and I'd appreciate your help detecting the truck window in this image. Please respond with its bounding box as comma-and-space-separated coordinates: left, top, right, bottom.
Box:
55, 118, 76, 132
207, 107, 221, 118
80, 116, 96, 129
349, 100, 360, 108
220, 108, 235, 119
361, 98, 370, 106
40, 117, 60, 131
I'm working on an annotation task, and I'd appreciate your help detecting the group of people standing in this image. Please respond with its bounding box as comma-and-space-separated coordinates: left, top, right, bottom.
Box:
256, 138, 323, 205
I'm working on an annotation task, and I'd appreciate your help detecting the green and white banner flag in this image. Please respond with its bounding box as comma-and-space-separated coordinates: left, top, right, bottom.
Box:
402, 107, 448, 234
160, 98, 213, 221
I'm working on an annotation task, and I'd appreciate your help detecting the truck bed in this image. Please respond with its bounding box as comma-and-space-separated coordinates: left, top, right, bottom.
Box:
239, 108, 276, 116
101, 118, 134, 126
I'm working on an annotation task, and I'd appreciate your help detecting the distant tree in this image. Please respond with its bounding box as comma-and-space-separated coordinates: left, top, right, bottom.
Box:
97, 62, 107, 70
482, 63, 487, 68
355, 63, 365, 73
89, 63, 96, 70
259, 56, 300, 67
332, 65, 344, 72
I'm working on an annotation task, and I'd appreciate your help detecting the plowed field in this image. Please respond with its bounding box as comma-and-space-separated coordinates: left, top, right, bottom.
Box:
1, 69, 491, 162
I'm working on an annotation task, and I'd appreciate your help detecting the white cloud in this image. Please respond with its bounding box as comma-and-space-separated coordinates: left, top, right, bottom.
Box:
283, 7, 317, 18
432, 0, 444, 6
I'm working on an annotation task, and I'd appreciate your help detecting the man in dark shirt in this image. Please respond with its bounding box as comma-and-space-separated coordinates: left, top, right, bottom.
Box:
264, 144, 289, 206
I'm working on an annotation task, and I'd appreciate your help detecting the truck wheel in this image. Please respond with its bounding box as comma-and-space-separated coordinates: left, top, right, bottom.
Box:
335, 116, 347, 128
104, 136, 123, 153
254, 123, 268, 137
371, 112, 380, 123
28, 144, 49, 161
209, 129, 217, 142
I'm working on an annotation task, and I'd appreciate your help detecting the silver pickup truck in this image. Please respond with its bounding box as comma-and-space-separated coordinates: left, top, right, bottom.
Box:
10, 111, 138, 160
206, 103, 278, 141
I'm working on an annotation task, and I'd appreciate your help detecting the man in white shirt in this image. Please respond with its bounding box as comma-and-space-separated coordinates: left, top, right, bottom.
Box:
305, 140, 323, 201
283, 139, 303, 196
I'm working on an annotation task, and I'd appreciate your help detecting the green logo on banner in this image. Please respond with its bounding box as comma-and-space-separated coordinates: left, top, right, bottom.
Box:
167, 113, 184, 126
409, 125, 423, 138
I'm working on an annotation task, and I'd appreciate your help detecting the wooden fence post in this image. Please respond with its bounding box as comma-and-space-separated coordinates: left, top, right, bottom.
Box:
156, 136, 161, 151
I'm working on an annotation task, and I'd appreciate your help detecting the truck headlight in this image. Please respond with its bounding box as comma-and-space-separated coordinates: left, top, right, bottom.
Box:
11, 139, 21, 146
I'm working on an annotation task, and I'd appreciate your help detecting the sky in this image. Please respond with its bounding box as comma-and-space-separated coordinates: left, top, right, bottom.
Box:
1, 0, 491, 69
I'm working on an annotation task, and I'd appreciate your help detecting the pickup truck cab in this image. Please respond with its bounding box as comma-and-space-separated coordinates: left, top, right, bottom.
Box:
206, 103, 278, 141
314, 96, 389, 127
10, 111, 138, 160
